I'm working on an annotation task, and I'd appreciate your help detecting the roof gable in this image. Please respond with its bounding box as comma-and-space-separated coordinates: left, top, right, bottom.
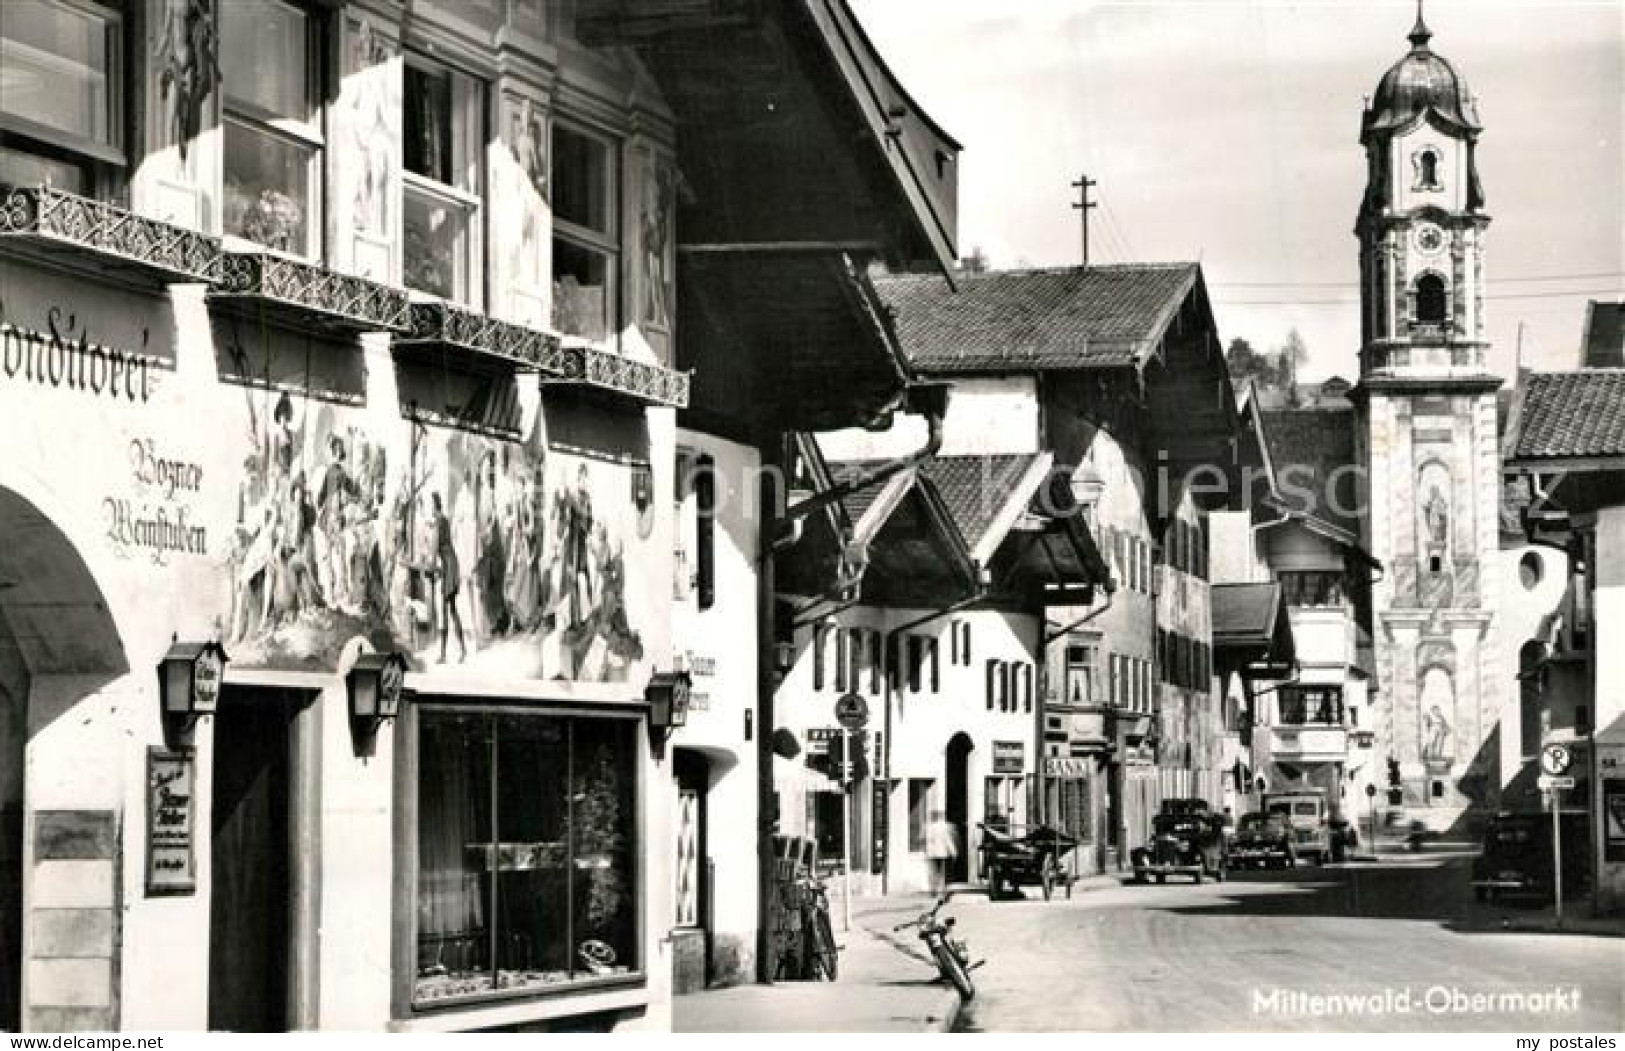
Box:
1507, 369, 1625, 465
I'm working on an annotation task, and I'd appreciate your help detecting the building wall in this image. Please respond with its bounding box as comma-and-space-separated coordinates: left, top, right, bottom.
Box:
669, 429, 760, 989
0, 0, 687, 1031
1365, 391, 1503, 827
815, 374, 1043, 462
772, 604, 1039, 896
1593, 504, 1625, 911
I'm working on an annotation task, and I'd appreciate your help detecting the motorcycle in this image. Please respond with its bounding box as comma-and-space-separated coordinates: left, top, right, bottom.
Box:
893, 895, 982, 1000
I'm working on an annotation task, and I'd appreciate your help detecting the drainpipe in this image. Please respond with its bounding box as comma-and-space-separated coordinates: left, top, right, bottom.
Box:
879, 587, 987, 895
776, 383, 952, 534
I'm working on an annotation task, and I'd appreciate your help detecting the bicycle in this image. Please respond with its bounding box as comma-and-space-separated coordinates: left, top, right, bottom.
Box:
893, 894, 981, 1000
799, 874, 840, 980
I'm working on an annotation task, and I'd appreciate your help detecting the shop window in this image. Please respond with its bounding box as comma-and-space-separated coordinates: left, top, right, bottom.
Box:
414, 711, 638, 1006
552, 121, 619, 342
403, 54, 484, 304
907, 780, 932, 852
222, 0, 322, 257
0, 0, 121, 194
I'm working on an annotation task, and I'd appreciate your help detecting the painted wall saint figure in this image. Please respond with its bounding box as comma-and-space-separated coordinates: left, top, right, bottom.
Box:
1423, 484, 1449, 548
349, 18, 396, 247
1419, 665, 1455, 768
642, 160, 674, 330
154, 0, 219, 162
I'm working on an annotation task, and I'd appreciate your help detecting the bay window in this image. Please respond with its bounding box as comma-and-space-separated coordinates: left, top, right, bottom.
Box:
403, 54, 483, 304
221, 0, 321, 257
551, 121, 619, 342
414, 709, 639, 1006
0, 0, 121, 194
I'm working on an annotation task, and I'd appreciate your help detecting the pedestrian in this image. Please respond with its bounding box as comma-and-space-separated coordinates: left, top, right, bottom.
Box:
925, 810, 958, 897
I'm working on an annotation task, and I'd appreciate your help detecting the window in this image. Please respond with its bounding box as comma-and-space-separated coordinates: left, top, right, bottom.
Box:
907, 636, 923, 694
985, 659, 1002, 710
813, 625, 827, 691
552, 122, 619, 341
907, 780, 932, 852
414, 710, 638, 1006
869, 630, 883, 694
0, 0, 121, 193
694, 455, 715, 610
1415, 274, 1447, 326
403, 54, 484, 303
928, 637, 941, 693
1519, 551, 1543, 590
1280, 570, 1344, 607
1064, 643, 1095, 705
847, 629, 865, 693
834, 629, 848, 692
1279, 686, 1344, 726
222, 0, 321, 257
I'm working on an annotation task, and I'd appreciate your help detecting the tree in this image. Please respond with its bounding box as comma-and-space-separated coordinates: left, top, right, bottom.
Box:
1225, 332, 1310, 407
1278, 328, 1308, 408
957, 246, 989, 274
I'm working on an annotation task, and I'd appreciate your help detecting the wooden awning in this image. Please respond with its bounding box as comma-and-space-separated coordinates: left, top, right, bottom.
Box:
581, 0, 959, 275
679, 247, 914, 436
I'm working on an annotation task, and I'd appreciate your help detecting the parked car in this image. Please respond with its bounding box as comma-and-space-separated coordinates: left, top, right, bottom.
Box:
1132, 799, 1227, 884
1263, 789, 1333, 866
1228, 812, 1297, 869
1470, 811, 1591, 905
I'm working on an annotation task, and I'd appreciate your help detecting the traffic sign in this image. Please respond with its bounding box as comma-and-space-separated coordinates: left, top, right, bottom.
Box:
1538, 774, 1575, 791
1540, 743, 1573, 777
834, 692, 869, 730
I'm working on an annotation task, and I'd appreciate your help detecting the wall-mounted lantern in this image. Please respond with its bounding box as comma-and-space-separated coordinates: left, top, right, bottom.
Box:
347, 651, 408, 753
157, 640, 227, 747
646, 670, 693, 745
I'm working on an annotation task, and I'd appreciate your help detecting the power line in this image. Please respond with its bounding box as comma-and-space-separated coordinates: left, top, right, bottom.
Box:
1213, 288, 1622, 306
1211, 271, 1624, 289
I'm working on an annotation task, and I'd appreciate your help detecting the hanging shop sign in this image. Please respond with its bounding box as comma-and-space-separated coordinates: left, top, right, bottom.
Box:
146, 749, 196, 896
993, 740, 1025, 775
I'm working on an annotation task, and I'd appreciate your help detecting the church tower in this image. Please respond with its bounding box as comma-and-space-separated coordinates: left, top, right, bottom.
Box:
1354, 7, 1503, 825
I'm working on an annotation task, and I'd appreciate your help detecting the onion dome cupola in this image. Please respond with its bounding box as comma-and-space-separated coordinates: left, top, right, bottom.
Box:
1359, 4, 1486, 218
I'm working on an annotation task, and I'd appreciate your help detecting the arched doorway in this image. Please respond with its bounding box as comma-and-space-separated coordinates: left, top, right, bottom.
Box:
944, 733, 974, 885
0, 484, 127, 1031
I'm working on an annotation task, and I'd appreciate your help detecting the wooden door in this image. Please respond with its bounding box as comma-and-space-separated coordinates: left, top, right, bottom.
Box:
208, 688, 297, 1032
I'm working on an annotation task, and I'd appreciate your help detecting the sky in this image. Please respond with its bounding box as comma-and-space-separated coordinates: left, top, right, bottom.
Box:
849, 0, 1624, 381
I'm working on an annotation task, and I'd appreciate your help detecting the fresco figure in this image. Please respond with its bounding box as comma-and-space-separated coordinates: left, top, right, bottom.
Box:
475, 453, 509, 637
1424, 484, 1449, 548
432, 492, 467, 664
1421, 703, 1452, 765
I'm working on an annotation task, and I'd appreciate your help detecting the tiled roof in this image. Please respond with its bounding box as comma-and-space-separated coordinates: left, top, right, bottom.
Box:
919, 454, 1043, 552
1582, 301, 1625, 368
1212, 583, 1282, 643
872, 264, 1199, 373
1259, 407, 1360, 537
1508, 369, 1625, 462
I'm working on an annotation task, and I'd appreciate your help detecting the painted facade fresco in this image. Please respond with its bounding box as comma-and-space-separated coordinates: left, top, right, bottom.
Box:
224, 383, 652, 681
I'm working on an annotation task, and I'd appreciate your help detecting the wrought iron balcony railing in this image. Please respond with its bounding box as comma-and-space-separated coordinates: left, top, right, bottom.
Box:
551, 340, 691, 409
398, 301, 568, 375
0, 184, 220, 285
210, 250, 413, 336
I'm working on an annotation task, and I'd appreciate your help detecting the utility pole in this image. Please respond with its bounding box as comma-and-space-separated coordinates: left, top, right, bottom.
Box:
1071, 174, 1098, 267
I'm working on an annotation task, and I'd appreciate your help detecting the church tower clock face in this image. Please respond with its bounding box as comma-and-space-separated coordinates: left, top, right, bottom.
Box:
1413, 223, 1445, 255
